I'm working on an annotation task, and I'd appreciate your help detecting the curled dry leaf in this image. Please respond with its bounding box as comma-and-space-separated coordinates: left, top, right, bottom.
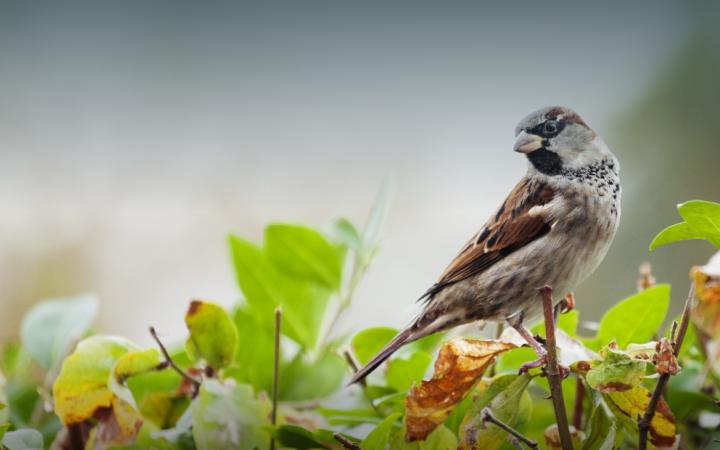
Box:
404, 339, 516, 441
691, 252, 720, 339
653, 338, 680, 375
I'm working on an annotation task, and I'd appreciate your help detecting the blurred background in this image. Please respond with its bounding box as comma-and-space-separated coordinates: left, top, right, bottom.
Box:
1, 0, 718, 346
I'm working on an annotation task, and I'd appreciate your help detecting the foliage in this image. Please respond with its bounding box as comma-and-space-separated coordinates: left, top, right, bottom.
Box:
1, 194, 719, 449
650, 200, 720, 250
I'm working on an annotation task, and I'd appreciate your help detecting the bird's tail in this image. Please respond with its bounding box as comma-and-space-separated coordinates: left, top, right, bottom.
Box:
348, 327, 417, 385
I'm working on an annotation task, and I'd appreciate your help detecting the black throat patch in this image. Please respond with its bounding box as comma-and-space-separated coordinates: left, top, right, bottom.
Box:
527, 148, 563, 176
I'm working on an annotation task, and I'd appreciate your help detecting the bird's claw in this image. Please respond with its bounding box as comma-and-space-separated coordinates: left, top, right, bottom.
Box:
518, 355, 570, 379
518, 354, 547, 374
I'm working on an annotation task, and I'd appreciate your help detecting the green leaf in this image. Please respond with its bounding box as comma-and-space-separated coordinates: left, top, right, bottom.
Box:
2, 429, 43, 450
279, 351, 346, 401
192, 379, 271, 450
20, 294, 98, 371
273, 425, 356, 450
557, 310, 579, 337
228, 235, 330, 348
581, 398, 619, 450
113, 349, 163, 382
0, 424, 8, 442
649, 222, 705, 250
386, 351, 433, 391
650, 200, 720, 249
185, 300, 238, 369
351, 327, 397, 365
585, 344, 648, 392
677, 200, 720, 246
592, 284, 670, 350
459, 374, 533, 450
227, 306, 275, 394
265, 224, 343, 290
391, 424, 458, 450
362, 412, 402, 450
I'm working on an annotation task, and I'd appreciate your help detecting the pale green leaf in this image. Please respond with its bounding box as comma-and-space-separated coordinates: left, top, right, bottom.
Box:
20, 294, 98, 371
192, 379, 271, 450
279, 351, 346, 401
2, 429, 43, 450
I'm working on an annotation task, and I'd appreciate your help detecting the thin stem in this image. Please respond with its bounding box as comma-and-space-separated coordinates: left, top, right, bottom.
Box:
540, 285, 574, 450
270, 308, 282, 450
149, 327, 201, 393
481, 407, 538, 449
638, 283, 694, 450
573, 377, 585, 431
333, 433, 362, 450
343, 350, 383, 416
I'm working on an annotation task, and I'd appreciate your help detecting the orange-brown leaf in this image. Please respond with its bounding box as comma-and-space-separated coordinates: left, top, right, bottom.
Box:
404, 339, 516, 441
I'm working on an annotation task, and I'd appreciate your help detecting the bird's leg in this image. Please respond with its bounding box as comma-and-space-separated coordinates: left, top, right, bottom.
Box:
508, 318, 570, 378
508, 321, 547, 373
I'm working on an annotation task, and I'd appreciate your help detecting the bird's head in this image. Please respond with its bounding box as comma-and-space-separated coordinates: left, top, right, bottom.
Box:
513, 106, 612, 176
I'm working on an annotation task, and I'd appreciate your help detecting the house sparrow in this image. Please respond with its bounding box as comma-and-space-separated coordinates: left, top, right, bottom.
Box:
349, 106, 620, 384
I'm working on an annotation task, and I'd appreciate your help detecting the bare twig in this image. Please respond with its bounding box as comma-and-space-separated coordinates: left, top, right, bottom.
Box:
507, 435, 525, 450
481, 407, 538, 449
540, 285, 573, 450
572, 377, 585, 431
149, 326, 201, 394
638, 283, 694, 450
489, 322, 505, 377
270, 308, 282, 450
333, 433, 362, 450
343, 350, 365, 387
343, 350, 383, 416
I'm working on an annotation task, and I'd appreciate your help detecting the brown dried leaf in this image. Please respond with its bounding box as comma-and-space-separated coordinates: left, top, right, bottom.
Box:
404, 339, 516, 441
653, 338, 680, 375
691, 252, 720, 339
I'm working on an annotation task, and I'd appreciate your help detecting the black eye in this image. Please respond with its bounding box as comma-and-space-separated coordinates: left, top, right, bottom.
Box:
543, 120, 559, 136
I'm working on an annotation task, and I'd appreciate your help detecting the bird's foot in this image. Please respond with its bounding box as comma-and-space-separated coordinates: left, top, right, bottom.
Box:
517, 352, 570, 378
518, 354, 546, 374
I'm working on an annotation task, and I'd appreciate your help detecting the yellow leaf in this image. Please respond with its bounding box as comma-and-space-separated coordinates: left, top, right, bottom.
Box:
404, 339, 516, 441
605, 386, 677, 448
53, 336, 138, 424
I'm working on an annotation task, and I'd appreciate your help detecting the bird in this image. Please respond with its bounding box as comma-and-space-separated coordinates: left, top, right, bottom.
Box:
349, 106, 621, 384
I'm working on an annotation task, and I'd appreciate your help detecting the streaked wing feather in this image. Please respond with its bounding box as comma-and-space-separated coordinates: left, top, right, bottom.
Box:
418, 178, 555, 302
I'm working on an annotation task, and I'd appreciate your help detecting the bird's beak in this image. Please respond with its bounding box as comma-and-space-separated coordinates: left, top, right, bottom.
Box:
513, 131, 544, 154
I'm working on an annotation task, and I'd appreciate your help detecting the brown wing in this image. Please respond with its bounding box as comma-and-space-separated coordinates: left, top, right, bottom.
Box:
418, 178, 556, 302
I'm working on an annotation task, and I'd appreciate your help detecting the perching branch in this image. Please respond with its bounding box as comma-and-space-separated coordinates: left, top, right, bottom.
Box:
572, 376, 585, 431
270, 308, 282, 450
333, 433, 362, 450
481, 407, 538, 449
540, 285, 574, 450
343, 350, 384, 416
149, 326, 201, 394
638, 283, 694, 450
